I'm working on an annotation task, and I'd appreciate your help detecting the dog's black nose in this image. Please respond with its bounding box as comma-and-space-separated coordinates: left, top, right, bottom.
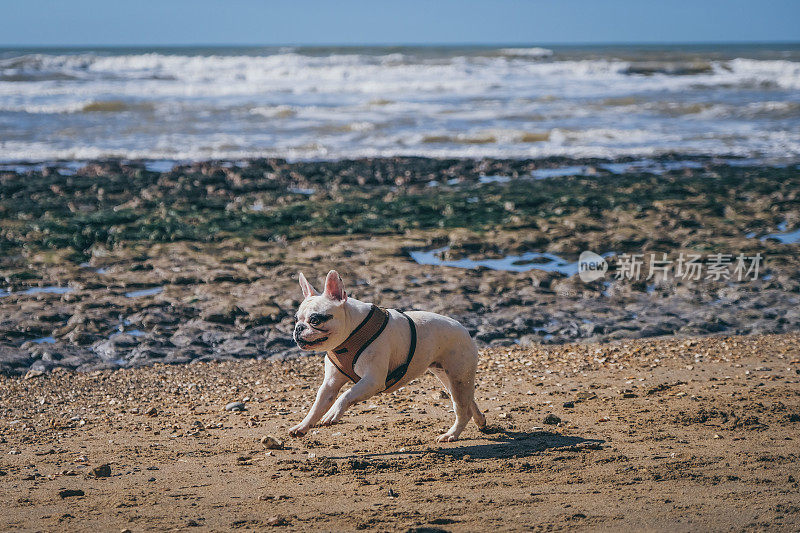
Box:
294, 323, 307, 334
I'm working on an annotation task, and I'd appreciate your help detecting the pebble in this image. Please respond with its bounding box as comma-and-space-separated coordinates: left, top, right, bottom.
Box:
91, 464, 111, 478
543, 414, 561, 425
563, 401, 575, 408
225, 401, 246, 412
58, 489, 84, 498
260, 435, 284, 450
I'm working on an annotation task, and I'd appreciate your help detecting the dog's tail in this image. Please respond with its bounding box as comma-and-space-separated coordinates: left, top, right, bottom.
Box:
471, 400, 486, 428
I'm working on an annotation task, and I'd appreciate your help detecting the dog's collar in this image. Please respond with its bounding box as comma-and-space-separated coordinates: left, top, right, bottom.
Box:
327, 305, 417, 391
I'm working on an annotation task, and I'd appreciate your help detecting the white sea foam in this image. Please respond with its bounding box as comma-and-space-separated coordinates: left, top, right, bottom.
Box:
500, 47, 554, 57
1, 47, 799, 161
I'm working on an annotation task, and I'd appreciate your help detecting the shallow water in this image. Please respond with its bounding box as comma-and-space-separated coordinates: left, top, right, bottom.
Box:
761, 224, 800, 244
409, 247, 583, 275
0, 286, 73, 297
124, 287, 163, 298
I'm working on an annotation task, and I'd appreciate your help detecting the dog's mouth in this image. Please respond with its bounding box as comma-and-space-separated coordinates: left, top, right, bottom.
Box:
295, 335, 329, 349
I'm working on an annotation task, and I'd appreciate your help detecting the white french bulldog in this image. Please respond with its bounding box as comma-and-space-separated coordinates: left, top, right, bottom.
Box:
289, 270, 486, 442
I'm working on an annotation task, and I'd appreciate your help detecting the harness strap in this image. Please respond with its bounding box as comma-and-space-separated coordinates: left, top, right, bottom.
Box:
383, 311, 416, 390
326, 305, 417, 391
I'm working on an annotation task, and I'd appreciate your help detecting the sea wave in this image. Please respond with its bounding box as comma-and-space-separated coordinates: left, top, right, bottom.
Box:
499, 47, 554, 57
2, 52, 799, 91
1, 46, 799, 161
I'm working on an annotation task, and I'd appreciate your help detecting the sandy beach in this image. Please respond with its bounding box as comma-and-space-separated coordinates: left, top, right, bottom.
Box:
2, 38, 800, 532
1, 333, 798, 531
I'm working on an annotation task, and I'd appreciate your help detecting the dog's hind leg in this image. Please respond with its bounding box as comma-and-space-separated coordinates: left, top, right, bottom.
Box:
431, 354, 482, 442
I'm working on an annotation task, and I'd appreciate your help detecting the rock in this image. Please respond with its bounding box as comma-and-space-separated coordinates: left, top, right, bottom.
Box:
202, 305, 247, 325
543, 414, 561, 425
91, 464, 111, 478
225, 401, 246, 412
576, 391, 597, 402
58, 489, 85, 498
563, 401, 575, 408
260, 435, 284, 450
146, 407, 158, 417
24, 369, 45, 379
266, 516, 288, 526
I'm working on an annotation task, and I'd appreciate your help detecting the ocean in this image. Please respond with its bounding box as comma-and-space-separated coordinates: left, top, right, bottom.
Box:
1, 44, 799, 163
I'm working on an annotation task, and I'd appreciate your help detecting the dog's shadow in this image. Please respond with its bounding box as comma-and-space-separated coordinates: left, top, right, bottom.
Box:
339, 427, 605, 461
436, 427, 604, 460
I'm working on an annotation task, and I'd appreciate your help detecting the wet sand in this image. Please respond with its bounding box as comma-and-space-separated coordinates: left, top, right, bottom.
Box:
1, 333, 798, 531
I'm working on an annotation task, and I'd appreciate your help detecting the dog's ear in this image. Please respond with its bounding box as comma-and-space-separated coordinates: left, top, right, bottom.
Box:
323, 270, 347, 302
298, 272, 319, 299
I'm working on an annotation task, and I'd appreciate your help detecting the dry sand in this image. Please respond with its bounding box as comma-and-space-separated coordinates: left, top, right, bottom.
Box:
1, 333, 799, 532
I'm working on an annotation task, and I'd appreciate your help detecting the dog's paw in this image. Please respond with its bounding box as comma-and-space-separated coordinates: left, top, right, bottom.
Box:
288, 424, 309, 437
319, 410, 342, 426
437, 433, 459, 443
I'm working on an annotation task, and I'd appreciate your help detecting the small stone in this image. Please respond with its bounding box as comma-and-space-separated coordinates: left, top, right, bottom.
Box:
225, 401, 246, 412
266, 516, 288, 526
543, 414, 561, 425
58, 489, 85, 498
498, 412, 511, 420
713, 434, 723, 439
576, 391, 597, 401
387, 488, 398, 498
24, 369, 45, 380
145, 407, 158, 417
186, 520, 201, 527
91, 464, 112, 478
260, 436, 284, 450
563, 401, 575, 408
438, 390, 450, 400
148, 477, 156, 482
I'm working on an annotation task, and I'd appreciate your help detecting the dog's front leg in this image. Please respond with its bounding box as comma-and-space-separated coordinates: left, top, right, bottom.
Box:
288, 357, 348, 437
318, 375, 383, 426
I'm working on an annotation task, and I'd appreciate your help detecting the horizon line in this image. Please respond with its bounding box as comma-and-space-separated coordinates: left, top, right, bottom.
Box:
2, 39, 800, 49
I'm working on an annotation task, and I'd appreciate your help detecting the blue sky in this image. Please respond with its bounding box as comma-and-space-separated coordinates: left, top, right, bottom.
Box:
1, 0, 799, 46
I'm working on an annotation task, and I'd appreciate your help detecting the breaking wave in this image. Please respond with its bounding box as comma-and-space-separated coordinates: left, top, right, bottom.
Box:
1, 45, 799, 161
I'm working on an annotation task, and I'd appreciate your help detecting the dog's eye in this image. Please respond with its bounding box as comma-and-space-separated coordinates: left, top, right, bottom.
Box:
308, 316, 320, 326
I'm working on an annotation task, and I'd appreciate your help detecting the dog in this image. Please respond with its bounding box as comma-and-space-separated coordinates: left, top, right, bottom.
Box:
288, 270, 486, 442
